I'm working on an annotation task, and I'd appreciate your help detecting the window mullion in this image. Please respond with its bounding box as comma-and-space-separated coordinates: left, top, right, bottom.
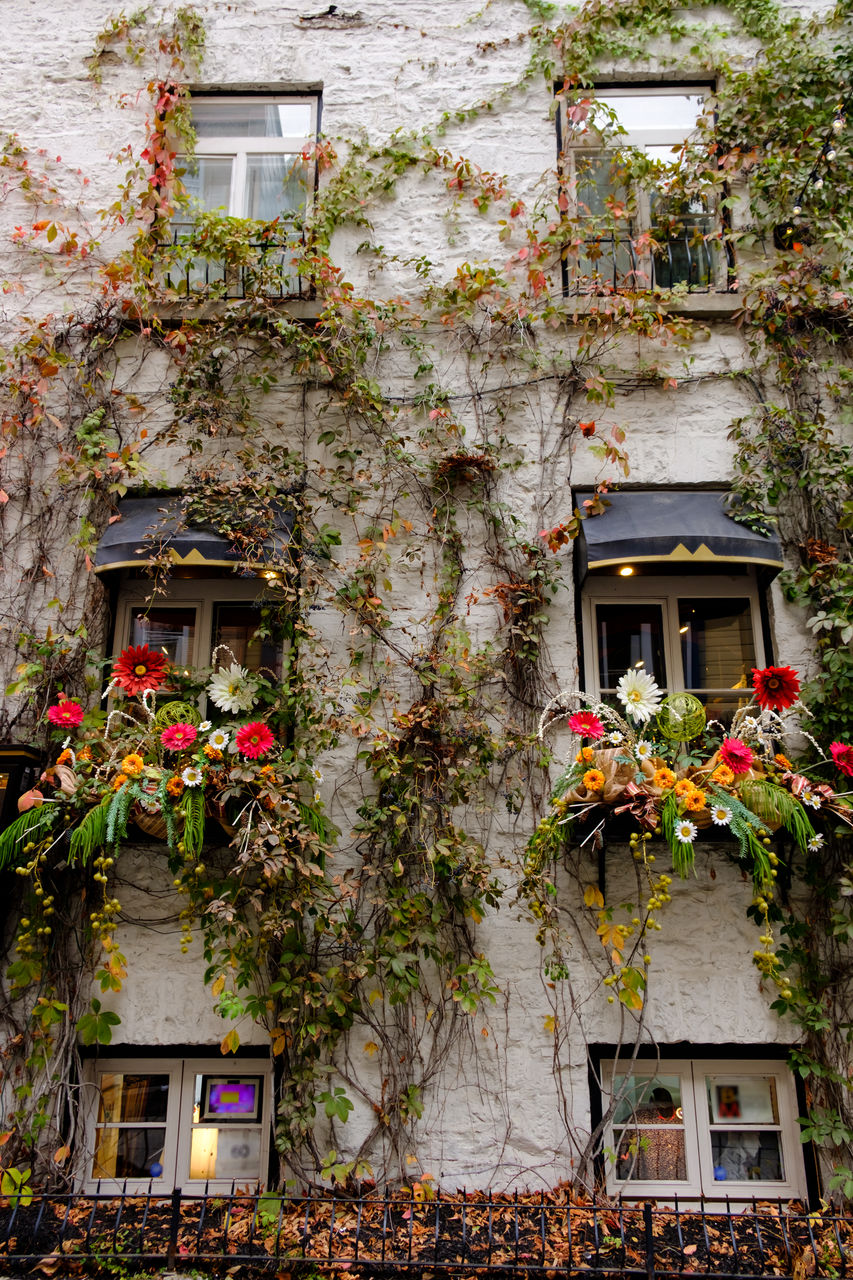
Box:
231, 150, 248, 217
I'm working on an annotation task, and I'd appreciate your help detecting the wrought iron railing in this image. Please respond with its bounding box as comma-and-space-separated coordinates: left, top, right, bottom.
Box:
161, 221, 307, 299
1, 1186, 850, 1277
567, 227, 733, 294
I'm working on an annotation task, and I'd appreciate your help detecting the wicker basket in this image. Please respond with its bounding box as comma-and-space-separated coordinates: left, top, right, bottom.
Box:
132, 807, 170, 841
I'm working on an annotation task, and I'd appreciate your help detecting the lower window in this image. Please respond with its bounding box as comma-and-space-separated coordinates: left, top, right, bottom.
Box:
603, 1059, 805, 1199
85, 1056, 271, 1191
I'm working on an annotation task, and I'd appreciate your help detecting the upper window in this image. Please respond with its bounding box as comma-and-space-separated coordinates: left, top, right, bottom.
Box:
602, 1058, 805, 1200
559, 85, 723, 292
184, 96, 319, 220
582, 574, 764, 723
84, 1055, 271, 1191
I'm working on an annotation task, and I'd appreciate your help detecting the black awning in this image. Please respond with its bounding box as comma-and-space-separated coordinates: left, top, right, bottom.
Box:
94, 497, 294, 573
576, 491, 783, 581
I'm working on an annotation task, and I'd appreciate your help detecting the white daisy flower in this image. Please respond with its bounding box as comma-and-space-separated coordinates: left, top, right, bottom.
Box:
207, 663, 259, 714
607, 731, 624, 746
740, 716, 760, 736
711, 805, 732, 827
635, 740, 653, 760
138, 794, 162, 814
807, 834, 824, 851
208, 728, 230, 751
199, 720, 212, 732
616, 669, 663, 724
310, 765, 324, 784
801, 788, 821, 810
280, 799, 300, 821
313, 790, 322, 805
675, 818, 698, 844
181, 766, 203, 787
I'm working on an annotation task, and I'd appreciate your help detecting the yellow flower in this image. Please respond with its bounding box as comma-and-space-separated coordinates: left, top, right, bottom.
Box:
121, 753, 145, 777
684, 788, 707, 812
712, 764, 735, 786
583, 769, 606, 792
673, 778, 695, 799
576, 746, 595, 764
166, 775, 184, 797
653, 767, 676, 789
112, 773, 128, 791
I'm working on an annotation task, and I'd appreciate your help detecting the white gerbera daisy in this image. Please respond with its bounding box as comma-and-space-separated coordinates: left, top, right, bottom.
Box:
181, 765, 203, 787
635, 740, 653, 760
607, 731, 624, 746
711, 805, 732, 827
310, 765, 324, 784
807, 833, 824, 852
199, 720, 212, 732
616, 669, 663, 724
801, 787, 821, 810
208, 728, 230, 751
675, 818, 698, 844
207, 663, 259, 714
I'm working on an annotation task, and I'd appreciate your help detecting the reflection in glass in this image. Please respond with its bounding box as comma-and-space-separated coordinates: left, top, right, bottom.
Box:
679, 599, 756, 691
131, 608, 196, 668
711, 1131, 783, 1181
594, 93, 707, 140
213, 604, 282, 677
98, 1074, 170, 1124
189, 1126, 261, 1180
612, 1075, 683, 1125
614, 1126, 687, 1181
596, 603, 666, 690
93, 1073, 170, 1180
93, 1126, 167, 1178
192, 101, 314, 138
706, 1075, 779, 1125
182, 157, 233, 213
246, 155, 309, 220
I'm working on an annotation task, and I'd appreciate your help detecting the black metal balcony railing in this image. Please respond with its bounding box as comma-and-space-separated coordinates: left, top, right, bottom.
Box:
1, 1186, 851, 1277
566, 227, 732, 295
162, 222, 307, 300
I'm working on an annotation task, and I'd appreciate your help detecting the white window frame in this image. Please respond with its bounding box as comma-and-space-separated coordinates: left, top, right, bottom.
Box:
115, 577, 286, 675
187, 94, 319, 219
560, 84, 724, 291
581, 573, 766, 708
82, 1056, 272, 1193
603, 1058, 806, 1201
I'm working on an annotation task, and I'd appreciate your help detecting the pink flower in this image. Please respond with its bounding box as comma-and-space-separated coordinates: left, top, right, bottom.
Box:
719, 737, 753, 775
830, 742, 853, 778
236, 721, 275, 759
160, 723, 198, 751
46, 699, 84, 728
568, 711, 605, 740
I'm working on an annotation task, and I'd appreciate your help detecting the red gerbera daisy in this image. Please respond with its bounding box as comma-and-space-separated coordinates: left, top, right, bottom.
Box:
751, 665, 801, 712
830, 741, 853, 778
112, 644, 168, 696
46, 698, 84, 728
719, 737, 753, 775
568, 711, 605, 740
236, 721, 275, 759
160, 723, 198, 751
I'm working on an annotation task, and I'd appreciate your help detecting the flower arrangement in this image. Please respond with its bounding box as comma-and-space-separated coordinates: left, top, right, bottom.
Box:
527, 665, 853, 885
0, 644, 333, 872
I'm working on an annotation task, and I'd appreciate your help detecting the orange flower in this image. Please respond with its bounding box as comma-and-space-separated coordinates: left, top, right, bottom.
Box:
166, 775, 184, 797
684, 788, 707, 812
121, 753, 145, 777
653, 767, 676, 789
203, 745, 223, 761
576, 746, 595, 764
583, 769, 606, 791
712, 764, 735, 786
673, 778, 695, 799
259, 764, 275, 776
77, 746, 92, 761
112, 773, 128, 791
57, 749, 72, 766
774, 753, 793, 771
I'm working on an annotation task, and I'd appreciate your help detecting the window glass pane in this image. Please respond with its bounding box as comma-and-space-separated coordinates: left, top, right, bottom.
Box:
183, 157, 233, 212
614, 1126, 687, 1181
706, 1076, 779, 1125
192, 101, 313, 138
678, 598, 755, 690
612, 1075, 683, 1125
712, 1131, 783, 1181
98, 1073, 170, 1124
596, 603, 666, 688
595, 93, 707, 138
190, 1126, 261, 1179
245, 154, 310, 220
93, 1127, 167, 1179
130, 607, 196, 668
213, 604, 282, 678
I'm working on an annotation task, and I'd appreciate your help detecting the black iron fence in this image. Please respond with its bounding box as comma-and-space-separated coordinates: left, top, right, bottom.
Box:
161, 221, 308, 299
566, 228, 733, 294
1, 1186, 851, 1277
